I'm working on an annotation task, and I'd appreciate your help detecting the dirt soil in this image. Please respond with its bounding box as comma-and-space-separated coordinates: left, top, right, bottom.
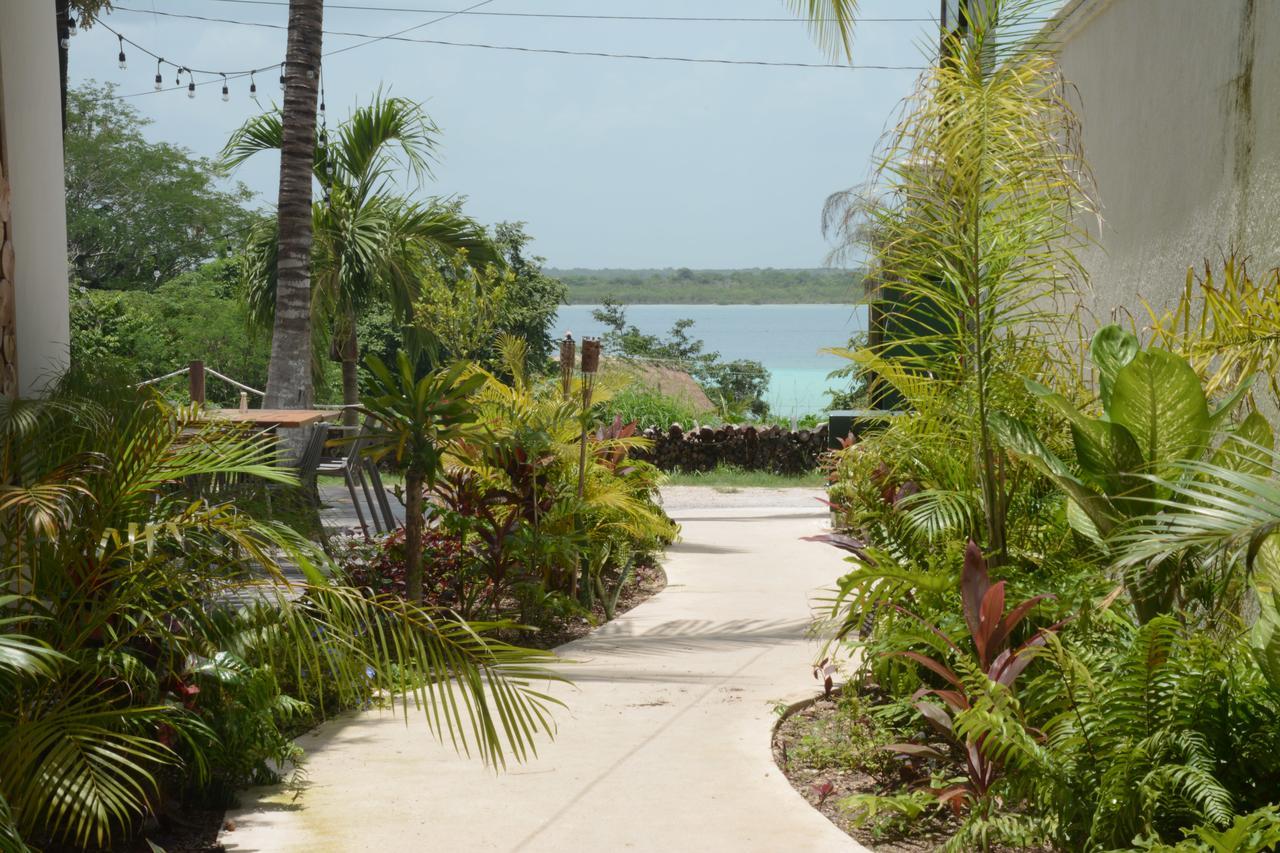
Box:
772, 695, 951, 853
772, 693, 1051, 853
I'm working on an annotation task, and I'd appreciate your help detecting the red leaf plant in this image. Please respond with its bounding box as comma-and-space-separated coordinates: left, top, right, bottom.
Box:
883, 540, 1061, 811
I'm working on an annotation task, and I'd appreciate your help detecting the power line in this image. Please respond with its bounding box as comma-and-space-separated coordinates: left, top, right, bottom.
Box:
104, 5, 926, 95
199, 0, 936, 24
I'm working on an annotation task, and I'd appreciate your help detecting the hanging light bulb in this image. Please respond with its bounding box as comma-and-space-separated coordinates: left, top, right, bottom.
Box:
59, 30, 70, 51
249, 71, 257, 95
176, 67, 183, 87
187, 71, 196, 99
221, 74, 230, 102
67, 15, 77, 37
154, 59, 164, 91
117, 35, 127, 70
279, 63, 286, 88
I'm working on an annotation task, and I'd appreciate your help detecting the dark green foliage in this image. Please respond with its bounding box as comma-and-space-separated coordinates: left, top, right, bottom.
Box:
64, 82, 257, 290
69, 258, 275, 405
490, 222, 568, 369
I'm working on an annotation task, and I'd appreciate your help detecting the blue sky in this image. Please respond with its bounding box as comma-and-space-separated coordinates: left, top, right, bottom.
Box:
70, 0, 939, 268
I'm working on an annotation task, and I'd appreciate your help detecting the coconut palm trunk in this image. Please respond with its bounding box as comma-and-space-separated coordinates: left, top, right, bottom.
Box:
339, 319, 360, 427
265, 0, 324, 409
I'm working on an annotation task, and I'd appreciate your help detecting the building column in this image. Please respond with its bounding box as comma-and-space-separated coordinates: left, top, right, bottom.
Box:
0, 2, 71, 398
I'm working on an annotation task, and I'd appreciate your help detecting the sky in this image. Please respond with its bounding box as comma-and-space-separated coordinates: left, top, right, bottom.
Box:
69, 0, 940, 269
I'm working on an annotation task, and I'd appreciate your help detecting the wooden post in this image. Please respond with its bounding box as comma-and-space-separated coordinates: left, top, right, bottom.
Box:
189, 360, 205, 404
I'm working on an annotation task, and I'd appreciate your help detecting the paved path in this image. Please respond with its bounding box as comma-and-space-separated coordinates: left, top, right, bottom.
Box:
222, 490, 863, 853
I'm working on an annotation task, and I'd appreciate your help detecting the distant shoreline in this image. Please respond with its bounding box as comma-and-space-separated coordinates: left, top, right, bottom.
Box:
550, 267, 863, 306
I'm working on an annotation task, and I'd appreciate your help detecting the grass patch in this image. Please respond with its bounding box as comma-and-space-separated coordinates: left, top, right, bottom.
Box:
662, 465, 826, 489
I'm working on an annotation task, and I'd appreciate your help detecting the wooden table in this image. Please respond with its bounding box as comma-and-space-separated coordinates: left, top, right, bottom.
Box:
203, 409, 338, 429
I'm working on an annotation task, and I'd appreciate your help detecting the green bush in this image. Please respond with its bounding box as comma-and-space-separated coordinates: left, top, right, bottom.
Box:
598, 384, 701, 430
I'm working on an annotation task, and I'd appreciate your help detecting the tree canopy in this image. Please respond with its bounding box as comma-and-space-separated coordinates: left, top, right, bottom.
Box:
64, 82, 258, 290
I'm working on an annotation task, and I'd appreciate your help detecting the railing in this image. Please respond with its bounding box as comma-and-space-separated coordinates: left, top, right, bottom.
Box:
136, 360, 264, 403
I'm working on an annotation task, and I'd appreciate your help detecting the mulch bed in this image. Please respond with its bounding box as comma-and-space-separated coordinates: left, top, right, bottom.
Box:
772, 690, 1049, 853
772, 693, 952, 852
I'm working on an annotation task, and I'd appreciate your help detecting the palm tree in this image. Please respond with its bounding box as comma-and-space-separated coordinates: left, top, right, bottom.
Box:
789, 0, 858, 60
264, 0, 324, 410
224, 96, 500, 424
359, 351, 487, 601
820, 0, 1096, 565
0, 373, 559, 848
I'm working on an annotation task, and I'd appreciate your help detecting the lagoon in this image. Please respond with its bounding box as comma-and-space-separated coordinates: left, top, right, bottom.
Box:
553, 303, 866, 417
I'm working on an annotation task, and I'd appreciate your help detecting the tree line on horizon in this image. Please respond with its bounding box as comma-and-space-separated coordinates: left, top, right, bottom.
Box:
553, 267, 864, 304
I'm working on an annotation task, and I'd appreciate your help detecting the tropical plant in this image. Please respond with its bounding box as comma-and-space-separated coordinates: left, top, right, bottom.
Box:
990, 324, 1271, 622
1146, 256, 1280, 412
823, 0, 1096, 566
224, 95, 500, 420
877, 542, 1058, 810
358, 351, 487, 602
0, 372, 559, 849
961, 617, 1280, 851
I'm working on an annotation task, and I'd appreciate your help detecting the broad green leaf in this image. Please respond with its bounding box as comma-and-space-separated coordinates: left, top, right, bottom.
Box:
1251, 534, 1280, 691
988, 411, 1116, 536
1065, 496, 1106, 550
1108, 348, 1210, 474
1024, 378, 1149, 503
1089, 324, 1139, 410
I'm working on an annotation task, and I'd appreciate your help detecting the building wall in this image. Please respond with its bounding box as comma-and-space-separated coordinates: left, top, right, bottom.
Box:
0, 1, 70, 397
1053, 0, 1280, 323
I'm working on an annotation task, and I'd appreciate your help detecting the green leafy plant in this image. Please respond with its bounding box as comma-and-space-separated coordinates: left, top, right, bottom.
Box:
359, 351, 487, 602
0, 373, 560, 849
822, 0, 1096, 567
990, 324, 1271, 622
880, 541, 1058, 811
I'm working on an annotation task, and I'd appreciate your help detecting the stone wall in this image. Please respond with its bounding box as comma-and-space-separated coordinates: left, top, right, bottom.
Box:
636, 423, 830, 475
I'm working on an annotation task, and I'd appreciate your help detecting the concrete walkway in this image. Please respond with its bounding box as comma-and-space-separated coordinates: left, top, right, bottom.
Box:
222, 489, 864, 853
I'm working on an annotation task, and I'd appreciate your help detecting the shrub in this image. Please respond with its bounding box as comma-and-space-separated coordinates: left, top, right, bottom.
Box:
598, 384, 701, 429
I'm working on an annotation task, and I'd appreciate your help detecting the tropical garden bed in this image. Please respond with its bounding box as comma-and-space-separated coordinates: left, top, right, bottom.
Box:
794, 2, 1280, 851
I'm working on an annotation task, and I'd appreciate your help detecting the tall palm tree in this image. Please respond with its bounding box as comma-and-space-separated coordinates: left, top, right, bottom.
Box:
224, 96, 500, 423
264, 0, 324, 409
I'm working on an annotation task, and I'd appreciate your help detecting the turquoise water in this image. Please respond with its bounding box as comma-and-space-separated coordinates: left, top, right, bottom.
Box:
554, 304, 866, 417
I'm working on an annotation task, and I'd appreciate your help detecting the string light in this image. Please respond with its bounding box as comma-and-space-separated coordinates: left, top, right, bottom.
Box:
249, 70, 257, 95
187, 70, 196, 99
154, 58, 163, 91
279, 63, 285, 88
221, 73, 230, 101
67, 15, 78, 37
117, 35, 127, 70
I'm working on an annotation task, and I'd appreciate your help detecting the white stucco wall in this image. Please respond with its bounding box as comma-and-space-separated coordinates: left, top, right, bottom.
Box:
1053, 0, 1280, 323
0, 0, 71, 396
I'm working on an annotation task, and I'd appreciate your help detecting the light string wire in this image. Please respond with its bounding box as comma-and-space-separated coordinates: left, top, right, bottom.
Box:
99, 2, 929, 100
98, 0, 499, 98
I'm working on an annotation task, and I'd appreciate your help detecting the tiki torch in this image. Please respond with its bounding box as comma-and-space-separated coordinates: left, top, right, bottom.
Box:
576, 337, 601, 500
559, 332, 576, 400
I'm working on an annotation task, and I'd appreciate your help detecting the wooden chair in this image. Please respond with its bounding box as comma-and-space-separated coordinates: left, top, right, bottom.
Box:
317, 422, 380, 538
